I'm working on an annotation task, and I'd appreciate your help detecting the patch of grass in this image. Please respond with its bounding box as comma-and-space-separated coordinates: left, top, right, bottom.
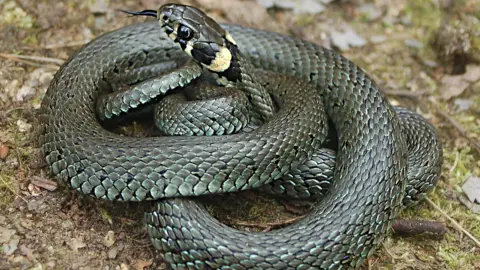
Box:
0, 1, 36, 28
0, 173, 16, 207
404, 0, 443, 32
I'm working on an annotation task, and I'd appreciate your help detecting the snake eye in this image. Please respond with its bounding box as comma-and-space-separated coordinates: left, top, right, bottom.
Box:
177, 25, 194, 41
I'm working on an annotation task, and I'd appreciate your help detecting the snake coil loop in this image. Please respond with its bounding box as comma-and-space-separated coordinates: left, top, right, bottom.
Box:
40, 4, 442, 269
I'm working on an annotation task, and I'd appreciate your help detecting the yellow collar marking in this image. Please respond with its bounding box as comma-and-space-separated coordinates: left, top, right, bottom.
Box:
204, 46, 232, 72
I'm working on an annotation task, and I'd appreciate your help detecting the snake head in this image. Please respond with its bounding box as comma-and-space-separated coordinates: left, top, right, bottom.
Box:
158, 4, 239, 75
121, 4, 242, 82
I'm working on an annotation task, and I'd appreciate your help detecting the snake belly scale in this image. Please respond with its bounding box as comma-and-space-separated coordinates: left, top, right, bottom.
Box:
39, 4, 442, 269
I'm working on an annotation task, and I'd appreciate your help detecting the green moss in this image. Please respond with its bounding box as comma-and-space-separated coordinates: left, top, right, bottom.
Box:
22, 35, 38, 46
294, 14, 315, 27
404, 0, 443, 31
444, 147, 476, 184
0, 1, 36, 28
0, 174, 16, 207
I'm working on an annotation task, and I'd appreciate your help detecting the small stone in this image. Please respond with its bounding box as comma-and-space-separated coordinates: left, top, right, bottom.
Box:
256, 0, 324, 14
454, 98, 473, 112
0, 144, 8, 160
3, 237, 19, 255
134, 260, 153, 270
107, 247, 118, 259
20, 219, 33, 229
462, 176, 480, 203
11, 255, 28, 264
46, 245, 55, 255
28, 263, 43, 270
404, 39, 424, 49
89, 0, 109, 14
370, 35, 386, 44
16, 119, 32, 132
423, 59, 438, 68
103, 230, 116, 247
46, 260, 56, 268
61, 220, 74, 230
20, 245, 34, 260
0, 227, 16, 243
357, 3, 382, 21
67, 237, 86, 252
330, 28, 366, 51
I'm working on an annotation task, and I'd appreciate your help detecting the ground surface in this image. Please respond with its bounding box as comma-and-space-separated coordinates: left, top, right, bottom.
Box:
0, 0, 480, 269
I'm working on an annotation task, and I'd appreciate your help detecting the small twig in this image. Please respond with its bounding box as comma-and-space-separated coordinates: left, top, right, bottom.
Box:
392, 218, 447, 236
431, 101, 480, 154
383, 90, 427, 97
426, 198, 480, 247
449, 151, 459, 176
0, 53, 65, 65
233, 215, 305, 229
0, 55, 47, 67
0, 106, 29, 119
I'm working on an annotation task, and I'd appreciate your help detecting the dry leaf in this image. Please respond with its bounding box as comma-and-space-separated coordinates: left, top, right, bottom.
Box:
0, 227, 19, 256
134, 260, 153, 270
459, 195, 480, 214
14, 68, 54, 102
462, 176, 480, 203
0, 227, 16, 243
440, 65, 480, 100
20, 245, 35, 261
67, 237, 86, 252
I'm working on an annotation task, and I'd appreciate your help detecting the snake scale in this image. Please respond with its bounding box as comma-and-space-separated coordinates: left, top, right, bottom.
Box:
39, 4, 443, 269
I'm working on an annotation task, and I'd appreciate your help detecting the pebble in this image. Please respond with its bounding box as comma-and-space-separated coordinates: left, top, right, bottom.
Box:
16, 119, 32, 132
370, 35, 387, 44
103, 230, 116, 247
107, 246, 118, 259
330, 28, 367, 51
61, 220, 74, 229
46, 260, 56, 268
357, 3, 382, 21
20, 218, 33, 229
454, 98, 473, 112
404, 39, 424, 49
0, 145, 9, 160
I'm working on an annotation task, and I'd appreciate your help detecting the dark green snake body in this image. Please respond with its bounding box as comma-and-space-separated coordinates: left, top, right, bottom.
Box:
39, 4, 443, 269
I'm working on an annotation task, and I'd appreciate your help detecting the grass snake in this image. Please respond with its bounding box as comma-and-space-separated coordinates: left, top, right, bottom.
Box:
39, 4, 443, 269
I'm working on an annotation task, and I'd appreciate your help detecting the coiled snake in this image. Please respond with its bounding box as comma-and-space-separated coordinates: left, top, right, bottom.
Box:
39, 3, 443, 269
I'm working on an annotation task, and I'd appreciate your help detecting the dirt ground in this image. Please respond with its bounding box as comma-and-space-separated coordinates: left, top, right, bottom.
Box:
1, 0, 479, 269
